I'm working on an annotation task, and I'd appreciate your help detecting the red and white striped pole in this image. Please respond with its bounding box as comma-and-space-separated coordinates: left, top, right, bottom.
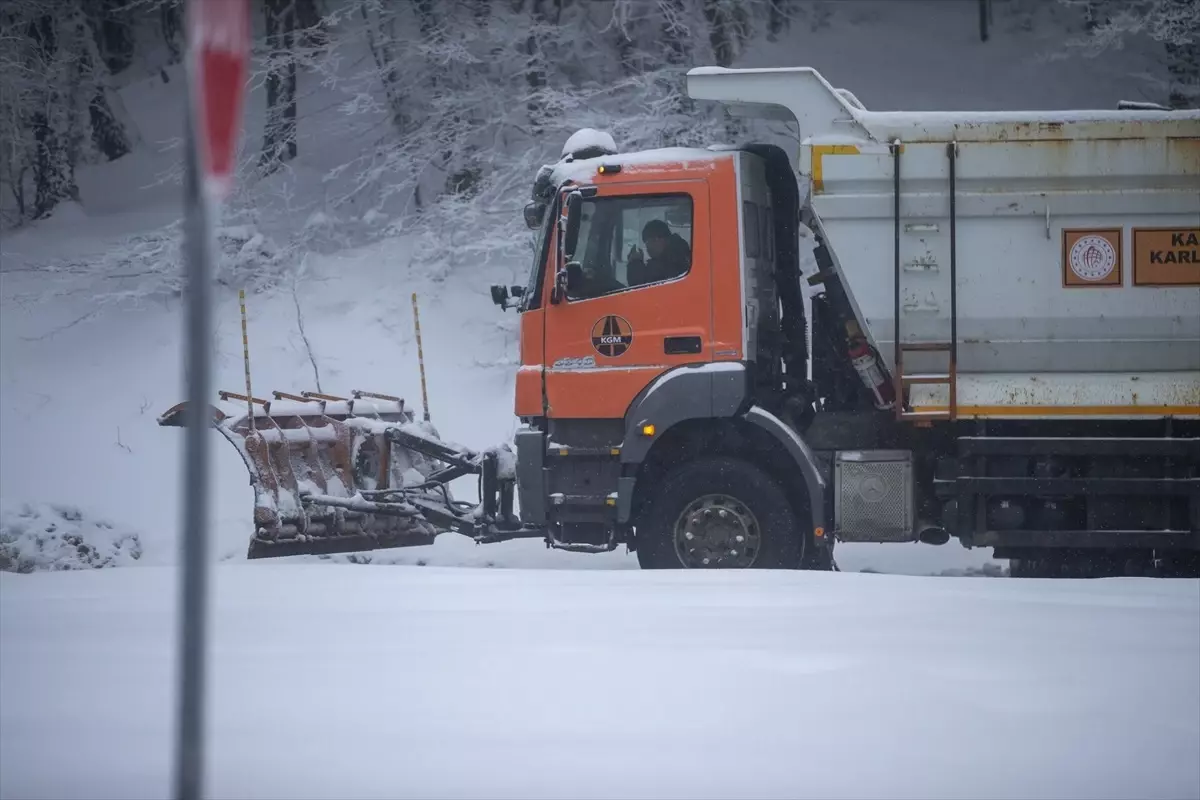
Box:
177, 2, 249, 798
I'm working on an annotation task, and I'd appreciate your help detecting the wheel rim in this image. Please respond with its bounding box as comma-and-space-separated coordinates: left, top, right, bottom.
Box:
672, 494, 762, 568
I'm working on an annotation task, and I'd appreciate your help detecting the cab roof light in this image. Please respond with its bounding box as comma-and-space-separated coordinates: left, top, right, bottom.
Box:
597, 163, 622, 175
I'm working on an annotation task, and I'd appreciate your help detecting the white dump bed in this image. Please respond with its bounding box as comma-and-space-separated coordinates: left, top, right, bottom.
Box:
688, 67, 1200, 417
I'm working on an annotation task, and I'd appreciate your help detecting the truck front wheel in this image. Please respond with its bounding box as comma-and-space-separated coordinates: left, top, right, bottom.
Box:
634, 456, 804, 570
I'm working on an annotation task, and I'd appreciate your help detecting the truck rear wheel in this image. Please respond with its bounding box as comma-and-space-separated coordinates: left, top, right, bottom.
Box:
634, 456, 803, 570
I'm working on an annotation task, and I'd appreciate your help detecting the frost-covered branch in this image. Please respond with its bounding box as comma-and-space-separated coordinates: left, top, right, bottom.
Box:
1059, 0, 1198, 107
0, 0, 139, 225
1061, 0, 1196, 49
290, 258, 324, 393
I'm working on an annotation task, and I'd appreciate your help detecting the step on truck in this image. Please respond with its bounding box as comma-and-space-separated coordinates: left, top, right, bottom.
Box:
160, 66, 1200, 577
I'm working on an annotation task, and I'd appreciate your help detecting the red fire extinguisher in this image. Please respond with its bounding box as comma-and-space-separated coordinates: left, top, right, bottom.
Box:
848, 337, 895, 411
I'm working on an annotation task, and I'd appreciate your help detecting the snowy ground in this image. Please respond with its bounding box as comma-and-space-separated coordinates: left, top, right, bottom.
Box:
2, 565, 1198, 799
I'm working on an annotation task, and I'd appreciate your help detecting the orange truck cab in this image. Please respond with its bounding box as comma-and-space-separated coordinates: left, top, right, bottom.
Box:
493, 142, 837, 569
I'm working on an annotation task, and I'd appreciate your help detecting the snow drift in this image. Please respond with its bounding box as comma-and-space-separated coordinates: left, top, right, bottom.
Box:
0, 501, 143, 573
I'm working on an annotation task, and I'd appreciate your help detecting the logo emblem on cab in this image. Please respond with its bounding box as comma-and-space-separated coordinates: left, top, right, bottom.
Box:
591, 315, 633, 357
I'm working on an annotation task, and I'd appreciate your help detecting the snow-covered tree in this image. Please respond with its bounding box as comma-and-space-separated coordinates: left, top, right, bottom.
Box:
224, 0, 736, 272
0, 0, 138, 223
6, 0, 1187, 269
1061, 0, 1199, 107
259, 0, 299, 174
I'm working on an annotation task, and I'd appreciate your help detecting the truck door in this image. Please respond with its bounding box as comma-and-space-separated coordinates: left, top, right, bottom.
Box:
543, 181, 712, 420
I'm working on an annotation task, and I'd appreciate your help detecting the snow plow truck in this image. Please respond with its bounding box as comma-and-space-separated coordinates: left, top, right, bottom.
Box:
160, 66, 1200, 578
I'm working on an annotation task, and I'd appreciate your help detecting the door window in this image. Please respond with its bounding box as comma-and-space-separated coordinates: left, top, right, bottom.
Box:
567, 193, 693, 302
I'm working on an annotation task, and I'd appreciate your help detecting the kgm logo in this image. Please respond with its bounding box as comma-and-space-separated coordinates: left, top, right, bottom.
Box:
590, 315, 633, 357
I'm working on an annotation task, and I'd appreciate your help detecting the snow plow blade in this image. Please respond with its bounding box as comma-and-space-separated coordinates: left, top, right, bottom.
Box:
158, 389, 539, 559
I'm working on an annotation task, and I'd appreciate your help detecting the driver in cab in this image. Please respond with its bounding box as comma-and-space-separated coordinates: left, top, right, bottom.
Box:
577, 218, 691, 298
627, 219, 690, 286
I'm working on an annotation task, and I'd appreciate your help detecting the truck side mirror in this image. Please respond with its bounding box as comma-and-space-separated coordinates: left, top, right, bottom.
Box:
552, 191, 585, 306
551, 262, 583, 305
523, 202, 545, 230
562, 192, 583, 260
565, 262, 584, 295
492, 284, 527, 312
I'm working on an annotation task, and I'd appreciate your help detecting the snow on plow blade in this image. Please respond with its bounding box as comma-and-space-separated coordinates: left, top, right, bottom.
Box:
157, 390, 451, 559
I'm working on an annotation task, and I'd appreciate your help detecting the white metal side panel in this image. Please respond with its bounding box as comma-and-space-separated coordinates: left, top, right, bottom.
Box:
809, 136, 1200, 376
686, 65, 1200, 412
908, 373, 1200, 418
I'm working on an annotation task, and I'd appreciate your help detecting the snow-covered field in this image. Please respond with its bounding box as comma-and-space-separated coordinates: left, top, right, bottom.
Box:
2, 565, 1198, 799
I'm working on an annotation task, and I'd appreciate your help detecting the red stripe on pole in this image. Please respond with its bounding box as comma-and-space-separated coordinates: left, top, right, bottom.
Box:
187, 0, 250, 199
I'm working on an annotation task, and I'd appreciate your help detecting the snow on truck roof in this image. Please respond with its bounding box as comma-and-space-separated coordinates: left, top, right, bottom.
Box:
550, 146, 732, 187
687, 65, 1200, 144
561, 128, 618, 159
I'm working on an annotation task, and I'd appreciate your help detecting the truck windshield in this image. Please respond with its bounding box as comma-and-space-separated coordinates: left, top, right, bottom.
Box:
567, 193, 693, 302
